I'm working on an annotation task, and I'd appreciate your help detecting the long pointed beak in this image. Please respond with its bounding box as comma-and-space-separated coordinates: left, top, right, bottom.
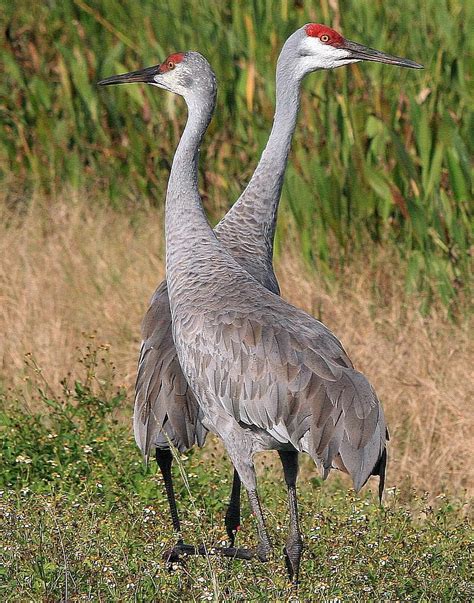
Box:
97, 64, 161, 86
343, 39, 423, 69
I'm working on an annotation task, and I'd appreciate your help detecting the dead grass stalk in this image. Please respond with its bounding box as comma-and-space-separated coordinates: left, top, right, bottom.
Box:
0, 194, 472, 497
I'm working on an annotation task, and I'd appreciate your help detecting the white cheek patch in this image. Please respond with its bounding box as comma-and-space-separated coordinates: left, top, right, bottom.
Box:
300, 36, 352, 68
151, 77, 176, 94
300, 36, 325, 56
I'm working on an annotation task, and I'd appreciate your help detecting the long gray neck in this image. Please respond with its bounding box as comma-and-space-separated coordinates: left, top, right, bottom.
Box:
216, 58, 302, 260
165, 95, 220, 296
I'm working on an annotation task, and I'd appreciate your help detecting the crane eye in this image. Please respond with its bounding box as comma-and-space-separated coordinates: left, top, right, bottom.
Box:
167, 61, 175, 70
320, 34, 330, 43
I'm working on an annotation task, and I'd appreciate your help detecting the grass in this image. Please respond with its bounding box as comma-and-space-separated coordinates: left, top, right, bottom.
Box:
1, 346, 472, 601
0, 196, 472, 598
0, 0, 473, 598
1, 0, 473, 307
1, 196, 472, 497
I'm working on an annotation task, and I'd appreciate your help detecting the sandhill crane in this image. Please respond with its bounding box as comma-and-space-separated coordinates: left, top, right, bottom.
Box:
99, 27, 421, 580
99, 25, 422, 564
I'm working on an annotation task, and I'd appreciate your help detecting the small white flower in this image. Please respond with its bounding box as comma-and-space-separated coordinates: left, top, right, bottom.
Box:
15, 455, 32, 464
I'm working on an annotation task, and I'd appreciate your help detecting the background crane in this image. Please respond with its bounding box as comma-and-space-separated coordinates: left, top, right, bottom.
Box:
99, 25, 421, 565
99, 27, 421, 581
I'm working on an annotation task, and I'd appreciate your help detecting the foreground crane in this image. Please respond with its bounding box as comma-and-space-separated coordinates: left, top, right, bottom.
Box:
99, 25, 421, 567
99, 25, 421, 581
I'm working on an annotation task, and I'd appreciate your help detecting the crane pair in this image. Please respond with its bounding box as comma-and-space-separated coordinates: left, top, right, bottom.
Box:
99, 23, 422, 582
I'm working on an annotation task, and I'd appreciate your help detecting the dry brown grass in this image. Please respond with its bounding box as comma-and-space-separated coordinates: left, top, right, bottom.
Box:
1, 194, 472, 498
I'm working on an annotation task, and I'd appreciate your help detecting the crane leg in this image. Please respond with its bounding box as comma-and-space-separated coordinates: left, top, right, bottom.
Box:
157, 434, 269, 564
218, 430, 272, 562
247, 488, 272, 561
157, 449, 250, 562
156, 448, 197, 561
156, 448, 182, 536
224, 469, 241, 547
278, 450, 303, 583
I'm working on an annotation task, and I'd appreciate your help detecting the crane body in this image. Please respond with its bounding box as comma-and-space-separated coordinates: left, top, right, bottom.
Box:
99, 25, 421, 580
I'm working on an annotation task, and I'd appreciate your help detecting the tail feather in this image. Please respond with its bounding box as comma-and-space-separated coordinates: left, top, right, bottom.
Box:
372, 446, 387, 503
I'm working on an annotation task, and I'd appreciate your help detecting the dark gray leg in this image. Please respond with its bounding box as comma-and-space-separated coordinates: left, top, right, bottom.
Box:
225, 469, 241, 546
157, 449, 251, 562
156, 448, 181, 537
247, 489, 272, 562
219, 433, 272, 563
156, 448, 197, 560
278, 450, 303, 583
204, 480, 270, 562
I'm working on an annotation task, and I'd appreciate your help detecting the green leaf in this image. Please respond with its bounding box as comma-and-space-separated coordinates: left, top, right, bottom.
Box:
446, 147, 468, 201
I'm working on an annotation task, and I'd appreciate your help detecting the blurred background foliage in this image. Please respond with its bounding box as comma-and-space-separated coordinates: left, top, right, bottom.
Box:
1, 0, 472, 311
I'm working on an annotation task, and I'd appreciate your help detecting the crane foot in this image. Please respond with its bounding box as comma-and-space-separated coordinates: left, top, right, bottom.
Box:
163, 542, 199, 563
163, 542, 257, 563
283, 541, 303, 584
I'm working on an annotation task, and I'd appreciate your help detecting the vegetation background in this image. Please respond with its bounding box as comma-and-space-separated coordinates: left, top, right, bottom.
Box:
1, 0, 472, 600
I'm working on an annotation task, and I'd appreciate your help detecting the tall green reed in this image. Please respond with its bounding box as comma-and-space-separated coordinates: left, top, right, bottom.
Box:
1, 0, 472, 308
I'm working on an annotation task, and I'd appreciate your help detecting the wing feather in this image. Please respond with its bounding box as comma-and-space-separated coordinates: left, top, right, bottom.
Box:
194, 308, 386, 492
134, 282, 207, 461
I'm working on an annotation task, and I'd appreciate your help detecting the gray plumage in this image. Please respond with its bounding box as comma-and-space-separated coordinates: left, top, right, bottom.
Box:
134, 30, 304, 459
162, 51, 387, 496
99, 25, 422, 577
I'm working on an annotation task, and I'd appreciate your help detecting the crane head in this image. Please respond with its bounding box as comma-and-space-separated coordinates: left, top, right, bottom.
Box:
284, 23, 423, 75
97, 52, 217, 103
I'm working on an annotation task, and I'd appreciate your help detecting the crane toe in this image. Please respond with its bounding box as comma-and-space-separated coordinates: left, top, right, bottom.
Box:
283, 538, 303, 583
163, 541, 200, 564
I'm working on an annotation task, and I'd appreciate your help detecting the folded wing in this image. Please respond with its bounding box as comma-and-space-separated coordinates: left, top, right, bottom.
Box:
134, 281, 207, 461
